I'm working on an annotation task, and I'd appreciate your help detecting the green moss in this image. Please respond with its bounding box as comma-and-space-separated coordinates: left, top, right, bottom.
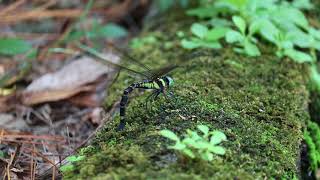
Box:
65, 43, 309, 179
66, 12, 310, 179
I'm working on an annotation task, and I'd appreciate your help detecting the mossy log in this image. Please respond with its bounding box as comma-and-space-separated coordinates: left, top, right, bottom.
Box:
64, 13, 310, 180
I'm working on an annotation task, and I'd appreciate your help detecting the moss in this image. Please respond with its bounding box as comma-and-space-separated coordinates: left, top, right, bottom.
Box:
65, 11, 310, 179
304, 121, 320, 171
65, 45, 309, 179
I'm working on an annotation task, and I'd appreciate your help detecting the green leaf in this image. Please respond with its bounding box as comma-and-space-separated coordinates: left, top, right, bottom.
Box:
169, 142, 186, 150
248, 19, 262, 36
0, 151, 4, 158
191, 23, 208, 39
182, 137, 196, 146
130, 36, 157, 49
181, 38, 222, 49
215, 0, 248, 11
244, 40, 261, 56
310, 65, 320, 92
210, 131, 227, 145
0, 38, 32, 55
287, 30, 312, 48
199, 41, 222, 49
233, 47, 245, 54
181, 39, 201, 49
312, 41, 320, 50
205, 27, 229, 41
208, 18, 233, 27
66, 155, 85, 162
288, 8, 309, 29
194, 141, 211, 149
203, 151, 213, 161
284, 49, 313, 63
232, 16, 246, 35
292, 0, 314, 10
309, 28, 320, 40
197, 125, 209, 136
187, 129, 202, 141
176, 31, 185, 38
160, 130, 180, 141
208, 146, 226, 155
258, 19, 280, 43
95, 23, 128, 39
60, 164, 74, 172
225, 30, 244, 43
182, 148, 195, 158
272, 7, 308, 30
67, 23, 127, 41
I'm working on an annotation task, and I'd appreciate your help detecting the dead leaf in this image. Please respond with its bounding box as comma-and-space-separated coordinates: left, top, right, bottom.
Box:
21, 54, 119, 106
68, 75, 108, 107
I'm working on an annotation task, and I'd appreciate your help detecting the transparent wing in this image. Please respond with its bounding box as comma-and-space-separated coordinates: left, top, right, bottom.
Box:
77, 43, 149, 79
150, 50, 210, 79
108, 43, 155, 78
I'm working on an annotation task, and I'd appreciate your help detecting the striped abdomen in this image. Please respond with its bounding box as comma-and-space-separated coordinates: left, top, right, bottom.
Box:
117, 76, 174, 130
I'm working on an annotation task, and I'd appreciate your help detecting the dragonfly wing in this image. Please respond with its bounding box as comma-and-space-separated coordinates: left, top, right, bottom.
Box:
108, 43, 155, 78
150, 50, 208, 79
151, 65, 178, 80
77, 43, 149, 79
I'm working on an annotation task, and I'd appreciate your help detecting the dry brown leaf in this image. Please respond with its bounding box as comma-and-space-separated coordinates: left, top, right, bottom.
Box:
22, 55, 119, 106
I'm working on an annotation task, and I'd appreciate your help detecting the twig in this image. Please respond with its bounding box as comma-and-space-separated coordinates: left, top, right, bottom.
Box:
0, 0, 26, 17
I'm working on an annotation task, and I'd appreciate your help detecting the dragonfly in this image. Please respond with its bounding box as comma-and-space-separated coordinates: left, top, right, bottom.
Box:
77, 43, 200, 131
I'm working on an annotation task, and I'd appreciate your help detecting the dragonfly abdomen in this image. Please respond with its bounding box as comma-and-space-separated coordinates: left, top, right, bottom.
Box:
118, 78, 168, 130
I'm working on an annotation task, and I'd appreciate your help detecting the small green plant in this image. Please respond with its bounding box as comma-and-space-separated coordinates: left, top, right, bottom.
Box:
60, 155, 85, 173
185, 0, 319, 62
129, 35, 158, 49
304, 121, 320, 172
225, 16, 260, 56
181, 23, 228, 49
0, 38, 32, 56
160, 125, 227, 161
272, 31, 313, 63
67, 22, 128, 42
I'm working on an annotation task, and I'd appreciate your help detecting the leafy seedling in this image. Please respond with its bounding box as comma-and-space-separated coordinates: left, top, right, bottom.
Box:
225, 16, 260, 56
272, 31, 313, 63
130, 35, 158, 49
60, 155, 85, 173
160, 125, 227, 161
181, 23, 229, 49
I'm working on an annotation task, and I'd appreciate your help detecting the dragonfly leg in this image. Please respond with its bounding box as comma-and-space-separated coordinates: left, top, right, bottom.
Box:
162, 88, 174, 102
117, 119, 125, 131
168, 91, 178, 104
145, 90, 160, 112
162, 89, 179, 111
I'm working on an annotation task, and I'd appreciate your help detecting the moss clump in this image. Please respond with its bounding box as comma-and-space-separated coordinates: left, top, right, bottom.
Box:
63, 41, 309, 179
64, 10, 310, 179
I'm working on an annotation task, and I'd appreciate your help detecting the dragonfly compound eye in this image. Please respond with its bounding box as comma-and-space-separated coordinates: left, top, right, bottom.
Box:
167, 76, 174, 87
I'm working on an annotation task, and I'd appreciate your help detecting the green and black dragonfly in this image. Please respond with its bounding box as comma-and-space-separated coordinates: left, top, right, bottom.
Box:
77, 43, 200, 130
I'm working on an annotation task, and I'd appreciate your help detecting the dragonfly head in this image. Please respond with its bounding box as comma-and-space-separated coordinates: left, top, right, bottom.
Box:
166, 76, 174, 87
